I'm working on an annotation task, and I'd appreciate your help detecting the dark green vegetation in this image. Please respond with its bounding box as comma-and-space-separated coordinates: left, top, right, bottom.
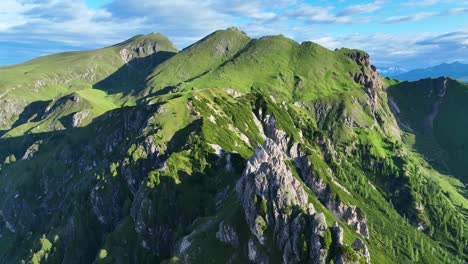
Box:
0, 28, 466, 263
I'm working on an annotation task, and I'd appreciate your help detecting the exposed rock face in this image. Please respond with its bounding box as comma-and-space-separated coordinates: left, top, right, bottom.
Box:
331, 222, 346, 264
0, 98, 26, 130
248, 238, 269, 264
120, 39, 160, 63
290, 141, 370, 239
72, 110, 89, 127
237, 137, 329, 263
346, 50, 401, 139
422, 77, 447, 133
236, 138, 310, 244
90, 182, 121, 226
310, 213, 329, 263
345, 51, 371, 67
264, 115, 289, 151
216, 221, 239, 247
331, 221, 344, 245
237, 116, 334, 264
237, 112, 371, 262
327, 202, 369, 239
21, 141, 42, 160
352, 238, 371, 263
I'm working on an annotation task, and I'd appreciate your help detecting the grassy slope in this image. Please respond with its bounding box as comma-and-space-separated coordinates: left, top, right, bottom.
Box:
1, 90, 464, 263
388, 78, 468, 183
0, 33, 178, 133
0, 29, 466, 263
146, 28, 251, 94
146, 30, 363, 103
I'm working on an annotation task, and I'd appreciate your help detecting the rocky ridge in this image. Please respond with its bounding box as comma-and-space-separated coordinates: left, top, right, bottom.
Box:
236, 112, 371, 263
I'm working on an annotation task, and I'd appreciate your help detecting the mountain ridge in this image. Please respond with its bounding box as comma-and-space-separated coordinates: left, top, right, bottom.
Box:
393, 61, 468, 81
0, 28, 466, 264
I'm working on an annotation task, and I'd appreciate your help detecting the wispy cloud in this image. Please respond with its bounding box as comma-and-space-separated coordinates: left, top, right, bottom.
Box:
401, 0, 462, 7
285, 4, 371, 24
443, 7, 468, 15
0, 0, 467, 67
338, 1, 383, 16
383, 12, 436, 23
312, 30, 468, 67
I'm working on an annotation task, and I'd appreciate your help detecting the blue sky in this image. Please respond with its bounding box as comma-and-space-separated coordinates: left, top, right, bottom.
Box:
0, 0, 467, 69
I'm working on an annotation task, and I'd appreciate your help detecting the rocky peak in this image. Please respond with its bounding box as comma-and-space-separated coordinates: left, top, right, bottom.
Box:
237, 134, 324, 263
346, 51, 370, 67
118, 33, 177, 63
237, 114, 373, 263
120, 40, 159, 63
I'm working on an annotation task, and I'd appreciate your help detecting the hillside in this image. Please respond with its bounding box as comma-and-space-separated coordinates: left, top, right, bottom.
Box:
0, 28, 466, 264
393, 62, 468, 82
388, 78, 468, 183
0, 33, 178, 134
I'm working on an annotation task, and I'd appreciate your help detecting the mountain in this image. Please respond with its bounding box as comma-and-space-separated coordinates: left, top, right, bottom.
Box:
377, 66, 408, 77
393, 62, 468, 81
0, 28, 466, 264
389, 77, 468, 183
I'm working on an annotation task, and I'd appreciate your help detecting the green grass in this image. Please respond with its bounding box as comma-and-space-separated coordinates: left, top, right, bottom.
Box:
0, 29, 466, 264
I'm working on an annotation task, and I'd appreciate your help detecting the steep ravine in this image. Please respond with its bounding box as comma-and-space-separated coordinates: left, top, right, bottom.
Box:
423, 77, 447, 133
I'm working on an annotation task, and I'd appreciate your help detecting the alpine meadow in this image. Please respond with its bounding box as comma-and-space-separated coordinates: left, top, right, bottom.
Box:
0, 6, 467, 264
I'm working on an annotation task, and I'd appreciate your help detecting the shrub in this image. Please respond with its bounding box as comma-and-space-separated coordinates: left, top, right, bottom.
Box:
147, 170, 161, 188
4, 154, 16, 165
259, 197, 268, 216
109, 162, 119, 177
99, 249, 108, 259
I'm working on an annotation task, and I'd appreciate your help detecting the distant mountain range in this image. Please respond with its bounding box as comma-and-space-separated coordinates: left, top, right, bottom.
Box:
380, 62, 468, 81
377, 66, 408, 77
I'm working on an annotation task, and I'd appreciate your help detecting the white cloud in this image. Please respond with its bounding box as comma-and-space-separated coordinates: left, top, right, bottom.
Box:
338, 1, 383, 16
0, 0, 34, 32
311, 31, 468, 68
401, 0, 463, 7
285, 5, 369, 24
0, 0, 466, 68
383, 12, 436, 23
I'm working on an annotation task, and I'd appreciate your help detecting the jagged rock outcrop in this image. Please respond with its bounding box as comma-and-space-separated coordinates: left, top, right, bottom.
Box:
120, 39, 161, 63
331, 222, 346, 264
21, 140, 42, 160
216, 221, 239, 247
262, 114, 370, 241
237, 137, 325, 263
0, 98, 26, 130
90, 182, 121, 226
236, 138, 310, 242
72, 111, 89, 127
292, 146, 370, 239
237, 115, 371, 263
352, 238, 371, 263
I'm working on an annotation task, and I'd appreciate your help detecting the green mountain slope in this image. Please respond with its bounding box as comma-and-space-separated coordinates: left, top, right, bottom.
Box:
146, 30, 367, 102
0, 28, 466, 264
0, 33, 178, 134
389, 78, 468, 183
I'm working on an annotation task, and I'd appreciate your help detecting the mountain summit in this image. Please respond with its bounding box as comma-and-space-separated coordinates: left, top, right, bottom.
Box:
0, 28, 466, 264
